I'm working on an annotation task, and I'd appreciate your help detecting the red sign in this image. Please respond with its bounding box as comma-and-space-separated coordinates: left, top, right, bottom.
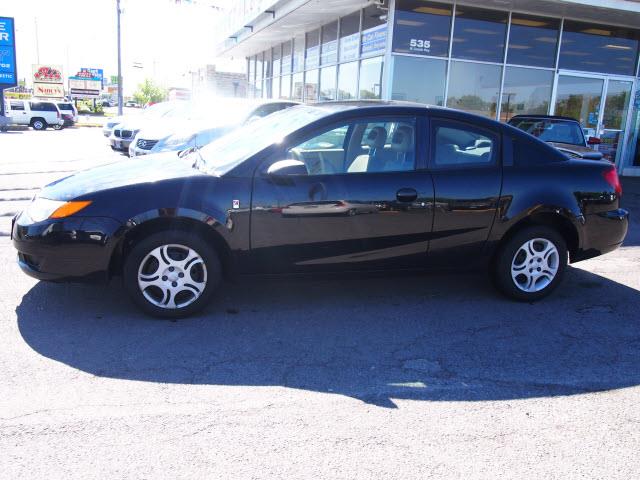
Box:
33, 65, 62, 82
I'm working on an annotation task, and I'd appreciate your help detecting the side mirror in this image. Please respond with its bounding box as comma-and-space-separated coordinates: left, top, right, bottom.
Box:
266, 159, 307, 176
587, 136, 601, 145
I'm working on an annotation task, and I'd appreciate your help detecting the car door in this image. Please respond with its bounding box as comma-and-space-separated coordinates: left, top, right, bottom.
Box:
249, 114, 434, 273
426, 115, 503, 266
10, 101, 28, 125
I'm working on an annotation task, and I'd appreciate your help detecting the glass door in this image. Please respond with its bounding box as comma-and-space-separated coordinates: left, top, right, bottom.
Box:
553, 73, 634, 165
601, 79, 633, 164
553, 74, 604, 138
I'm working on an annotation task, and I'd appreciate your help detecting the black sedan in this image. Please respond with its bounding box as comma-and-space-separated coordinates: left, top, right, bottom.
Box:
13, 102, 629, 317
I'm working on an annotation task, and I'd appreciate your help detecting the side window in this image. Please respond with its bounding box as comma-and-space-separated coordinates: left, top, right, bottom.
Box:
286, 125, 349, 175
43, 103, 57, 112
10, 101, 24, 111
432, 120, 497, 168
282, 118, 417, 176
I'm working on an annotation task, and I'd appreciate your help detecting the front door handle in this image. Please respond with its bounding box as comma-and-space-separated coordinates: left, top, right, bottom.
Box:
396, 187, 418, 203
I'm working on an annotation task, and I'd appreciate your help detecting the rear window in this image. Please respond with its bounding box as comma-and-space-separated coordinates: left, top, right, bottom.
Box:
509, 118, 585, 146
57, 103, 74, 111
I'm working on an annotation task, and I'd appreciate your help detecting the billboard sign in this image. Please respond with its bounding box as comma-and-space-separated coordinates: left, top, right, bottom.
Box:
69, 73, 101, 98
33, 64, 64, 84
33, 82, 65, 98
0, 17, 17, 87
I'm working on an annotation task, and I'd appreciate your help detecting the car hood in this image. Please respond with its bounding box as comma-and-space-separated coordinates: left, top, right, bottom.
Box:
547, 142, 603, 160
39, 152, 204, 201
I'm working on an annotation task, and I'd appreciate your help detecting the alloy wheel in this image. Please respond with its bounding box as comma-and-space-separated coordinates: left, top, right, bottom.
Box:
510, 238, 559, 293
137, 244, 208, 309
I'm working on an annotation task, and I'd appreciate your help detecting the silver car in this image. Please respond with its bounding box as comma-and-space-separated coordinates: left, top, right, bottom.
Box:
129, 99, 298, 157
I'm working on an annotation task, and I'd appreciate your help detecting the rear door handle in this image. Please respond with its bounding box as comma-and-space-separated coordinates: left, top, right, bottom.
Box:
396, 187, 418, 203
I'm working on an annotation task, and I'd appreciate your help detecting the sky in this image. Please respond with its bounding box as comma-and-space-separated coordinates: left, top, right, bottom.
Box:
2, 0, 243, 94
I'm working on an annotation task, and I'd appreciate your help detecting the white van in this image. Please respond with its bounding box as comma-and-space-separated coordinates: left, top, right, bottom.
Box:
7, 100, 64, 130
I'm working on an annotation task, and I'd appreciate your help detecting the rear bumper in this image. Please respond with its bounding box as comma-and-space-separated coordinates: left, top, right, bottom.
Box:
12, 213, 123, 282
573, 208, 629, 262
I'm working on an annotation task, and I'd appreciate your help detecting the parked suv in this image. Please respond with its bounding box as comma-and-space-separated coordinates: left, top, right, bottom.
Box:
56, 101, 78, 129
7, 100, 64, 130
507, 115, 603, 160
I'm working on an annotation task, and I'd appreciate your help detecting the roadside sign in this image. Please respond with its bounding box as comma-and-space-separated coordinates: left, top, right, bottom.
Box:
69, 68, 103, 98
0, 17, 17, 88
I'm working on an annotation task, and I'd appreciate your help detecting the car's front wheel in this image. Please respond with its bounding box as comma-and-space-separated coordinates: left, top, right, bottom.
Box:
123, 230, 221, 318
493, 226, 567, 301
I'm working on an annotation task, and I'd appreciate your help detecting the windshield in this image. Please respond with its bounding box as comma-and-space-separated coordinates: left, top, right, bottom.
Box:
142, 101, 180, 118
165, 98, 266, 125
509, 118, 586, 146
197, 105, 330, 175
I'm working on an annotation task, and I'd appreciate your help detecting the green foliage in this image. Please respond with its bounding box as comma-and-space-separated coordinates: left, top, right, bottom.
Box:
132, 79, 168, 106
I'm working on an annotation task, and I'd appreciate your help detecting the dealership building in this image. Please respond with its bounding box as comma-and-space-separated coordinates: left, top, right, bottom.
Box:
216, 0, 640, 175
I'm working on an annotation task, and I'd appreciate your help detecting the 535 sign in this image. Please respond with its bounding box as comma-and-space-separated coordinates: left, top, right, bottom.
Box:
409, 39, 431, 53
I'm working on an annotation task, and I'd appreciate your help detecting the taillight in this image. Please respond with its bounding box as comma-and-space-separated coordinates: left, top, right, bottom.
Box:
602, 167, 622, 196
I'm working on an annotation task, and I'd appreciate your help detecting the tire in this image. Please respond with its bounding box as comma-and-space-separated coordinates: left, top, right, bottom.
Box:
31, 118, 47, 130
52, 124, 64, 130
492, 225, 567, 302
123, 230, 222, 318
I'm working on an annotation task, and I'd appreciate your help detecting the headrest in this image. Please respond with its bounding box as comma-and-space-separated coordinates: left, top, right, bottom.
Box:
363, 126, 387, 149
391, 125, 414, 152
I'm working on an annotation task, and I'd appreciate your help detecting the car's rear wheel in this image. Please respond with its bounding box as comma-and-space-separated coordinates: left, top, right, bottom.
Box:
52, 124, 64, 130
123, 231, 221, 318
31, 118, 47, 130
493, 226, 567, 301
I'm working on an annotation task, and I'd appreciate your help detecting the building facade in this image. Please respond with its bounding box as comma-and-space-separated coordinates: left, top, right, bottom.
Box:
216, 0, 640, 175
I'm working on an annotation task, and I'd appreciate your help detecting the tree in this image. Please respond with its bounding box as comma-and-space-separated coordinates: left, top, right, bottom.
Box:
132, 79, 167, 106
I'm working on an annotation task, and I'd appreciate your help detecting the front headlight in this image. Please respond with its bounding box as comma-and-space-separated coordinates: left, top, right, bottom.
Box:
25, 198, 92, 223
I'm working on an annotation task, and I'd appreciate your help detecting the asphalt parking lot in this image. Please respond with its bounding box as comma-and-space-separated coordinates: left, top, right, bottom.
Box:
1, 127, 639, 478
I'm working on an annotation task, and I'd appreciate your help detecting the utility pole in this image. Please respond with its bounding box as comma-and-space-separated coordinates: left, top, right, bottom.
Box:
34, 17, 40, 63
116, 0, 123, 115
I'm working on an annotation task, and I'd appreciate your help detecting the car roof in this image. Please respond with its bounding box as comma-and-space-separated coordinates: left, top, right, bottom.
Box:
308, 100, 505, 130
508, 114, 581, 123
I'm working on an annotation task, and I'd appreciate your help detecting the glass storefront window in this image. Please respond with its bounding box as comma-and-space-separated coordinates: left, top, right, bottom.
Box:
392, 0, 451, 57
280, 74, 291, 99
391, 55, 446, 105
320, 66, 337, 101
361, 5, 387, 57
248, 56, 256, 97
292, 72, 304, 102
255, 53, 263, 98
293, 35, 304, 72
282, 41, 292, 74
337, 61, 358, 100
359, 56, 384, 99
554, 76, 603, 129
321, 21, 338, 65
604, 80, 633, 130
500, 66, 553, 121
306, 29, 320, 70
559, 21, 640, 76
447, 61, 501, 119
272, 76, 280, 100
451, 6, 507, 63
340, 11, 360, 62
263, 49, 272, 78
305, 69, 319, 102
273, 45, 281, 77
507, 14, 559, 68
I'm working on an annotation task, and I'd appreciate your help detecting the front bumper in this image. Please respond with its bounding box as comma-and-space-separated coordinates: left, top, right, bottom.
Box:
573, 208, 629, 262
110, 137, 133, 151
12, 213, 123, 282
